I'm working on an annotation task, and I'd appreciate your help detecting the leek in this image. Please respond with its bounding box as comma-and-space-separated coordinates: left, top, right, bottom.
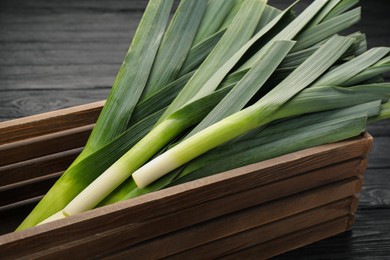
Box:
17, 0, 390, 230
62, 39, 295, 216
75, 0, 173, 162
141, 0, 207, 98
131, 35, 353, 189
161, 0, 267, 118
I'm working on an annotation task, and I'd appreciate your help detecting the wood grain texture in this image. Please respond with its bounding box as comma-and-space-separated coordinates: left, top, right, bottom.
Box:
109, 193, 359, 259
0, 148, 81, 186
368, 137, 390, 169
0, 173, 58, 207
168, 205, 355, 260
0, 176, 362, 259
0, 90, 107, 122
360, 169, 390, 208
367, 119, 390, 137
0, 101, 103, 144
224, 216, 355, 260
0, 124, 92, 166
275, 210, 390, 259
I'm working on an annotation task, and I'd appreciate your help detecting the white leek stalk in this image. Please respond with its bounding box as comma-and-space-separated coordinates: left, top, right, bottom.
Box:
132, 35, 354, 188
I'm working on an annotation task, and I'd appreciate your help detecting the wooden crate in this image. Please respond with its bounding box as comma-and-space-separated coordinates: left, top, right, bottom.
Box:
0, 101, 372, 259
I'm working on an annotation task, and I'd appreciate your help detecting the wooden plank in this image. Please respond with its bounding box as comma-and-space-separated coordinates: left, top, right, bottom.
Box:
166, 204, 355, 260
368, 137, 390, 169
0, 42, 128, 53
0, 148, 81, 186
0, 101, 103, 144
222, 216, 354, 259
359, 169, 390, 209
0, 125, 91, 166
0, 124, 92, 166
275, 209, 390, 259
0, 201, 38, 236
0, 166, 363, 258
367, 119, 390, 137
0, 47, 128, 66
0, 64, 119, 90
1, 0, 149, 10
0, 0, 179, 13
0, 13, 141, 33
0, 172, 60, 207
0, 90, 107, 121
106, 192, 359, 259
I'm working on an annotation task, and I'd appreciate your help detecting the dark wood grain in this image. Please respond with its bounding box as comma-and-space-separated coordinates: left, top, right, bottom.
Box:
225, 216, 355, 260
360, 169, 390, 209
275, 210, 390, 259
368, 137, 390, 169
0, 90, 108, 121
0, 173, 59, 207
109, 192, 358, 259
168, 204, 354, 260
0, 124, 92, 166
367, 119, 390, 137
0, 101, 103, 144
0, 148, 81, 186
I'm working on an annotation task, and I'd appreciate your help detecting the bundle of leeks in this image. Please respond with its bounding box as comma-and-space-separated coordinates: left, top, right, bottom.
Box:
17, 0, 390, 230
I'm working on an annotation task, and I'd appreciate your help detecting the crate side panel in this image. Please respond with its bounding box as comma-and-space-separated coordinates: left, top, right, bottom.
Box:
222, 216, 354, 259
0, 172, 362, 258
105, 193, 359, 259
163, 206, 354, 259
0, 135, 371, 258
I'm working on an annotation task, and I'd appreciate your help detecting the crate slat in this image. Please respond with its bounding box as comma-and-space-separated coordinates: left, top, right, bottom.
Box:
0, 101, 103, 145
165, 200, 356, 260
0, 148, 81, 186
0, 173, 60, 207
0, 124, 92, 167
222, 215, 354, 259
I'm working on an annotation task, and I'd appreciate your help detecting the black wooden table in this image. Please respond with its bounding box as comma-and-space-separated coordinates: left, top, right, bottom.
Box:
1, 0, 389, 258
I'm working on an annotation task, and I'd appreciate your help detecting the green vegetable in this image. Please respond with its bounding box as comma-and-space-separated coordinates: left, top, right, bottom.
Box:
18, 0, 390, 230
